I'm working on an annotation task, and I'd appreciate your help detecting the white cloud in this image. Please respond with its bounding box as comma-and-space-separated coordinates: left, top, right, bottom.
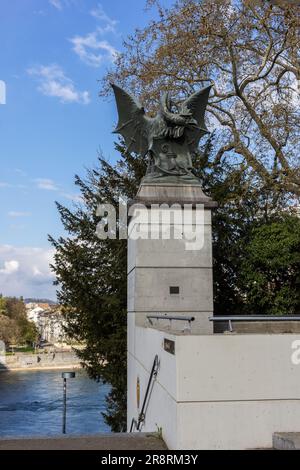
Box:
33, 266, 42, 276
8, 211, 31, 217
49, 0, 79, 12
0, 260, 19, 275
49, 0, 63, 10
0, 245, 56, 299
70, 4, 118, 67
28, 64, 90, 104
35, 178, 59, 191
90, 3, 118, 33
70, 32, 118, 67
0, 182, 11, 188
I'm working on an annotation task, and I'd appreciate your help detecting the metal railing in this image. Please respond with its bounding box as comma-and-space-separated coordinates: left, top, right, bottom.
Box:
130, 418, 138, 433
147, 315, 195, 331
209, 315, 300, 332
130, 354, 159, 432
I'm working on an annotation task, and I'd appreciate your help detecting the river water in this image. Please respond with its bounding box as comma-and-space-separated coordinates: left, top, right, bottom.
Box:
0, 369, 111, 437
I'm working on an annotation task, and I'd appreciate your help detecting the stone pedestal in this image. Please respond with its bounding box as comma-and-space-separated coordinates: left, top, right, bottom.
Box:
133, 182, 217, 208
128, 182, 216, 334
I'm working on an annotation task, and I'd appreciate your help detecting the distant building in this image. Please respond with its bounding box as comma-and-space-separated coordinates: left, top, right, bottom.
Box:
37, 303, 50, 310
26, 304, 44, 324
38, 309, 66, 344
25, 303, 66, 344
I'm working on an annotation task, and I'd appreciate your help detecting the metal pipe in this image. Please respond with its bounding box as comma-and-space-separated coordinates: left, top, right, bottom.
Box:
62, 378, 66, 434
147, 315, 195, 323
130, 418, 138, 432
61, 371, 75, 434
137, 355, 159, 431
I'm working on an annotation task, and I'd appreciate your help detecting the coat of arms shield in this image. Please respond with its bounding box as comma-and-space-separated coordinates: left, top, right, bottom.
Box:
149, 136, 193, 177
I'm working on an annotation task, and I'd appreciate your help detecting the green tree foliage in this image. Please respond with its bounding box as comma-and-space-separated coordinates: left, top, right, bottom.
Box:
5, 297, 27, 321
0, 295, 6, 315
0, 297, 38, 346
192, 136, 290, 315
18, 315, 39, 344
239, 216, 300, 315
0, 315, 19, 347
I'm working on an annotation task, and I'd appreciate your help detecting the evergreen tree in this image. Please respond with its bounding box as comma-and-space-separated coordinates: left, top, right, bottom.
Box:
49, 144, 146, 431
239, 215, 300, 315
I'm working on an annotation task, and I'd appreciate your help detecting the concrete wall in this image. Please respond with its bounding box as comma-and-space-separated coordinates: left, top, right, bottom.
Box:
1, 351, 80, 370
128, 326, 300, 449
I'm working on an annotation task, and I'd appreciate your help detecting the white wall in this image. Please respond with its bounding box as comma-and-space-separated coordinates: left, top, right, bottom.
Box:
128, 327, 300, 449
177, 334, 300, 401
127, 326, 178, 449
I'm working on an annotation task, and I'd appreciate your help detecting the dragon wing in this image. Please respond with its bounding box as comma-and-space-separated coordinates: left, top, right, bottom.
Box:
111, 83, 150, 156
181, 85, 212, 153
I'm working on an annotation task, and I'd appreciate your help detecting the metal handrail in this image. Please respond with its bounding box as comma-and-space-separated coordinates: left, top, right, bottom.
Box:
130, 418, 138, 432
130, 354, 159, 432
209, 315, 300, 332
147, 315, 195, 324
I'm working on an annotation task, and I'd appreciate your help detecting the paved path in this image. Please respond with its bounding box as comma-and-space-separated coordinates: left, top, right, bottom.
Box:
0, 433, 167, 450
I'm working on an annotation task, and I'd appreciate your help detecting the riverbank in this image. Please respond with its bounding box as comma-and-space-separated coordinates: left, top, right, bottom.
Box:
0, 351, 81, 371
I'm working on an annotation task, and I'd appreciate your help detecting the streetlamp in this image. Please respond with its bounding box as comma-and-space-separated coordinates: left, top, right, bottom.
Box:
61, 371, 76, 434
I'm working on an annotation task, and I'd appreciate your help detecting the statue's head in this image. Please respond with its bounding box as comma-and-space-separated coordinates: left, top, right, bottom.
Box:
160, 92, 197, 127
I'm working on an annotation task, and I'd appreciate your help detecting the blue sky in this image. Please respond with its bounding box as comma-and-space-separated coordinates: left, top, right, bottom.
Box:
0, 0, 173, 299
